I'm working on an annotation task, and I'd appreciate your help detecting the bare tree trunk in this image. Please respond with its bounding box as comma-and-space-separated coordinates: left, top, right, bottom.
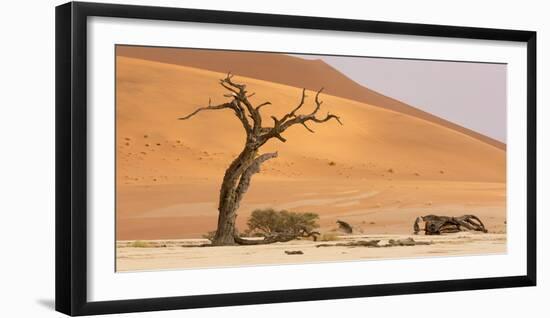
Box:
212, 147, 256, 245
212, 145, 279, 245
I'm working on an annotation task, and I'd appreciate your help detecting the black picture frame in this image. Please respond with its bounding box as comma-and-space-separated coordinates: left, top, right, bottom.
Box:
55, 1, 537, 316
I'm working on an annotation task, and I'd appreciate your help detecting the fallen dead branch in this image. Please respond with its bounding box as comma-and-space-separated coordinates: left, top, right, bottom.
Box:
284, 250, 304, 255
233, 229, 320, 245
315, 237, 431, 248
387, 237, 431, 246
414, 214, 488, 235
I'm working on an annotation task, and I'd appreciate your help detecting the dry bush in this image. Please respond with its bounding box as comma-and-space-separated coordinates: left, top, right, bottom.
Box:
246, 208, 319, 237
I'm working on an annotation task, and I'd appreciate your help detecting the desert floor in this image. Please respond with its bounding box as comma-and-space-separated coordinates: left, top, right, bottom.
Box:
116, 232, 506, 272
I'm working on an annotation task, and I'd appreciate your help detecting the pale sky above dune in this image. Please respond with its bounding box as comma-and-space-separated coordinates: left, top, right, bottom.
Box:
290, 54, 507, 143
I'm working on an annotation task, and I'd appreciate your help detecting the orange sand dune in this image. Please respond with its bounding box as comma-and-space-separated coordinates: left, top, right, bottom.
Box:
116, 45, 505, 150
116, 56, 506, 240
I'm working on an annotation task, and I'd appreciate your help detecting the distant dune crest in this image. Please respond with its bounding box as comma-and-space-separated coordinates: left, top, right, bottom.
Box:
116, 45, 505, 150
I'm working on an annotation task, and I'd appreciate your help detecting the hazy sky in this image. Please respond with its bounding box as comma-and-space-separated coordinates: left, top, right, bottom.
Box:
291, 54, 507, 143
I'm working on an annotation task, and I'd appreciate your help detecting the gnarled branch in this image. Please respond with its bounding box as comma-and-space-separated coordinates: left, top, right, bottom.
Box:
310, 112, 343, 125
259, 88, 342, 146
180, 75, 342, 147
279, 88, 307, 123
234, 229, 320, 245
256, 101, 271, 111
178, 100, 233, 120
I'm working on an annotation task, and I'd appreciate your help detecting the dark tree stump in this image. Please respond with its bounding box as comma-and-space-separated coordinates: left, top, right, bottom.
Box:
336, 220, 353, 234
413, 214, 488, 235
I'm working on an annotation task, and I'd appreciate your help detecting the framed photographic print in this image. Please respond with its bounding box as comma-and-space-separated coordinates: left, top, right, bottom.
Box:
55, 1, 536, 316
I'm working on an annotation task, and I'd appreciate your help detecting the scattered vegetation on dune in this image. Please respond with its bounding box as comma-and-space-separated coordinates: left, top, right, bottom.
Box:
130, 240, 151, 248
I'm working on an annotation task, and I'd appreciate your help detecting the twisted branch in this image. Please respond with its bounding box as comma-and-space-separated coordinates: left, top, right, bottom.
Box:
180, 74, 342, 147
178, 100, 232, 120
259, 87, 342, 146
234, 229, 320, 245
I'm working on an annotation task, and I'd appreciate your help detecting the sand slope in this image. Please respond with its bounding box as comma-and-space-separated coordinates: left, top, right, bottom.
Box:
116, 56, 506, 240
117, 45, 505, 150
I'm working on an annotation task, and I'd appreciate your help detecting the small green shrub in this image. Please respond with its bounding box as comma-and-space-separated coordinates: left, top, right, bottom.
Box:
246, 208, 319, 236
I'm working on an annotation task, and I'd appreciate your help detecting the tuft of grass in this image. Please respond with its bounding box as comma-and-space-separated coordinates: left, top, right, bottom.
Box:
320, 232, 340, 241
202, 230, 216, 241
130, 240, 150, 248
328, 161, 336, 166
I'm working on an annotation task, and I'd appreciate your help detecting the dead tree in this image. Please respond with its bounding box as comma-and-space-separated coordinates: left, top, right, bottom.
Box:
179, 73, 342, 245
413, 214, 488, 235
